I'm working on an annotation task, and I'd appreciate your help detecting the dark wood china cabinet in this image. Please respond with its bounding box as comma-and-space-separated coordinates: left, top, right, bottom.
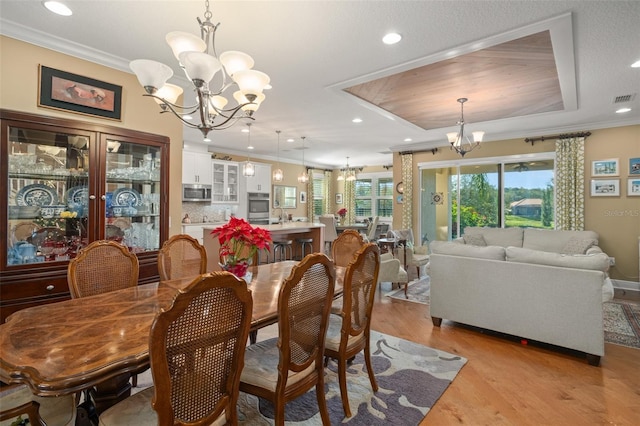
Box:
1, 110, 170, 323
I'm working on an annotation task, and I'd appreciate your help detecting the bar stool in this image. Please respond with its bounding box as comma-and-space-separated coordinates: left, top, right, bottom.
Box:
273, 240, 293, 262
296, 238, 314, 260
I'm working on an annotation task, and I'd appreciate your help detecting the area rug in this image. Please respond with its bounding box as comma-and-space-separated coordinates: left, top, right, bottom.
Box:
386, 277, 640, 350
386, 276, 430, 305
236, 330, 466, 425
603, 299, 640, 349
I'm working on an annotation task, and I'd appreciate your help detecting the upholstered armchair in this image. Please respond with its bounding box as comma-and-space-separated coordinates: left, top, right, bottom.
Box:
377, 252, 408, 296
390, 229, 430, 277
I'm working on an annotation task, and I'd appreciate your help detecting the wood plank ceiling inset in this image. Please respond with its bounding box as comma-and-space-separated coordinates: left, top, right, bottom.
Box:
344, 31, 563, 131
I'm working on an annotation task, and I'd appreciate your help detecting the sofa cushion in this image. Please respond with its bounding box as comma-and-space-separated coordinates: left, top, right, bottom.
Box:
560, 237, 598, 255
430, 241, 505, 260
522, 228, 599, 253
505, 246, 609, 272
463, 227, 523, 247
463, 234, 487, 246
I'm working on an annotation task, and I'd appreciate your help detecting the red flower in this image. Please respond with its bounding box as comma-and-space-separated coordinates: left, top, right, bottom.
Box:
210, 217, 272, 274
337, 208, 347, 218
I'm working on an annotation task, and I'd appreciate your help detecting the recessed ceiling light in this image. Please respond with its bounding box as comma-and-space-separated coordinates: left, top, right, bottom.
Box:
241, 128, 249, 133
43, 1, 72, 16
631, 60, 640, 68
404, 138, 412, 142
287, 138, 295, 143
248, 145, 254, 150
382, 32, 402, 45
616, 107, 632, 113
352, 118, 362, 123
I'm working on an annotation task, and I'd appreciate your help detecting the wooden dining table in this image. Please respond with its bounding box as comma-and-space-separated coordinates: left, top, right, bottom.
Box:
0, 260, 344, 412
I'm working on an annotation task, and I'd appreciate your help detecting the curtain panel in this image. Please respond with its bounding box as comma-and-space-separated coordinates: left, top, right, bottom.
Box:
401, 153, 413, 229
555, 137, 585, 230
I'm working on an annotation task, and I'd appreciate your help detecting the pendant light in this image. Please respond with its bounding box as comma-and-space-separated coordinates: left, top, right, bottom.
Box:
297, 136, 309, 183
272, 130, 284, 182
242, 123, 255, 177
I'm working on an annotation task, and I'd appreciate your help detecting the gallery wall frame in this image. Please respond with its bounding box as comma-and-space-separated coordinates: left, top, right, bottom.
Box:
38, 65, 122, 120
629, 157, 640, 175
335, 193, 343, 204
628, 178, 640, 196
591, 158, 619, 177
590, 179, 620, 197
299, 191, 307, 204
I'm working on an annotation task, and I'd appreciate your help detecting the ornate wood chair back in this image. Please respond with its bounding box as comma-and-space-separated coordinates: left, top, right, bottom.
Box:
67, 240, 139, 299
324, 243, 380, 417
157, 234, 207, 281
332, 229, 365, 267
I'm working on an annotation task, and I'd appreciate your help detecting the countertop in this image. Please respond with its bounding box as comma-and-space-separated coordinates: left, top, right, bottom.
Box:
202, 221, 324, 231
181, 222, 226, 227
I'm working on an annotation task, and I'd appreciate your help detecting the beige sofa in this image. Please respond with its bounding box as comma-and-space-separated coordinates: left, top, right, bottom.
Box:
429, 227, 614, 366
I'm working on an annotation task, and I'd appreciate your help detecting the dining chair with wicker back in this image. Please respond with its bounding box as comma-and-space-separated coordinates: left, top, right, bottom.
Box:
0, 384, 77, 426
67, 240, 139, 299
157, 234, 207, 281
323, 243, 380, 417
98, 272, 253, 426
239, 253, 336, 426
332, 229, 366, 268
67, 239, 140, 387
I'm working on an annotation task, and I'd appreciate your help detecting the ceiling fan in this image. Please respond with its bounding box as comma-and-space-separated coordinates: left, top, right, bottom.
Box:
512, 162, 530, 172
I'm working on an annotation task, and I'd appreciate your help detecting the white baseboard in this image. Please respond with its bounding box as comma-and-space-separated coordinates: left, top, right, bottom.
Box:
612, 279, 640, 291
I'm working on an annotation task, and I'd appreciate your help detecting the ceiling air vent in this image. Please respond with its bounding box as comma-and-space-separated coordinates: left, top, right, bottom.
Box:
613, 94, 635, 104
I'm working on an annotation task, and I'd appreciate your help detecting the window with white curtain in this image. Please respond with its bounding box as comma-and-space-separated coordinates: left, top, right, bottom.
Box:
354, 172, 393, 219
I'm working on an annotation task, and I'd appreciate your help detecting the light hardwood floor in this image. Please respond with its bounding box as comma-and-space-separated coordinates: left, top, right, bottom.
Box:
373, 282, 640, 425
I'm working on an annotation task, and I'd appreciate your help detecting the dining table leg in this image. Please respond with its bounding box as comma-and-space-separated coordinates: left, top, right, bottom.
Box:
89, 372, 132, 415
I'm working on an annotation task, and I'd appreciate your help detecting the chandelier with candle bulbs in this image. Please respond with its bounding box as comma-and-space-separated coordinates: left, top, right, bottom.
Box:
129, 0, 270, 138
446, 98, 484, 157
337, 157, 358, 181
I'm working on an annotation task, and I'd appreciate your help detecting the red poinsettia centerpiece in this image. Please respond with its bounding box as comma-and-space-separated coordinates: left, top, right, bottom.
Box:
337, 208, 347, 219
210, 217, 272, 278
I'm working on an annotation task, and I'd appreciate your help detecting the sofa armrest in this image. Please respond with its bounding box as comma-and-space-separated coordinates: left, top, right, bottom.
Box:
414, 245, 429, 255
586, 246, 604, 255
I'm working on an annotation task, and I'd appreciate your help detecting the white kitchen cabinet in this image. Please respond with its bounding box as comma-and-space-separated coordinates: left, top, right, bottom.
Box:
212, 160, 239, 203
182, 151, 212, 184
241, 162, 271, 193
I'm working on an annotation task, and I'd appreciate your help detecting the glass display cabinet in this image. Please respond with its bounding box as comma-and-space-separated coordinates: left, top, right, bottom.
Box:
1, 110, 170, 322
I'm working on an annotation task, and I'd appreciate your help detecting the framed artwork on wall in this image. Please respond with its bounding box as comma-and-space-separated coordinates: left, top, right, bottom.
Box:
591, 158, 619, 177
628, 178, 640, 196
38, 65, 122, 120
590, 179, 620, 196
335, 193, 343, 204
629, 157, 640, 175
299, 191, 307, 204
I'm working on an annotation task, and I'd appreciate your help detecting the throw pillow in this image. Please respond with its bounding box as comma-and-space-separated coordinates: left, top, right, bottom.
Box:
463, 234, 487, 246
561, 237, 598, 255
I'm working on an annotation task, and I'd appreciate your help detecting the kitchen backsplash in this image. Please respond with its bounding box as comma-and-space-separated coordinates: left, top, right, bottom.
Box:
182, 202, 239, 223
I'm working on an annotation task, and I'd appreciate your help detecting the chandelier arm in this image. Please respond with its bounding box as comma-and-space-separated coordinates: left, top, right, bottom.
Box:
209, 101, 256, 117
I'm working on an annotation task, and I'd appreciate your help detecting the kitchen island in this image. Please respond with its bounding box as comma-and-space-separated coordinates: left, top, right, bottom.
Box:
203, 221, 325, 269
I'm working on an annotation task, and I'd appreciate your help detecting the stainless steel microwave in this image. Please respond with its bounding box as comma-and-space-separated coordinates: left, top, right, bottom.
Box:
182, 184, 212, 202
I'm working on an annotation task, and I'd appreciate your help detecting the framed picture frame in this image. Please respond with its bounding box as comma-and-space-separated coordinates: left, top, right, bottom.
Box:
299, 191, 307, 204
335, 193, 343, 204
590, 179, 620, 196
396, 195, 404, 204
591, 158, 619, 177
629, 157, 640, 175
628, 178, 640, 196
38, 65, 122, 120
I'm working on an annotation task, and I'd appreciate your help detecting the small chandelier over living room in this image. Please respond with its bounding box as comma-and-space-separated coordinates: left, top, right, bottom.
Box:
446, 98, 484, 157
129, 0, 270, 138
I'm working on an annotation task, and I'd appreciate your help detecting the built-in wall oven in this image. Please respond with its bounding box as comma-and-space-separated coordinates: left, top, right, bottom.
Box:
247, 192, 270, 225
